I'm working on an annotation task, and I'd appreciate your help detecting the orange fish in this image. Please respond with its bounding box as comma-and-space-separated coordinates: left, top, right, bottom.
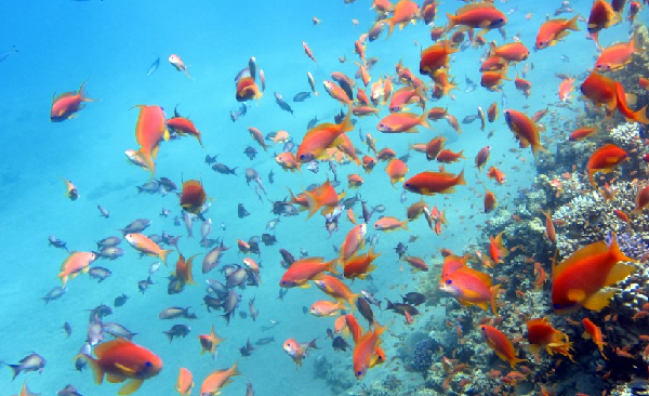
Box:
385, 158, 409, 185
58, 251, 97, 286
198, 325, 225, 357
78, 338, 163, 395
374, 216, 408, 232
487, 102, 498, 122
276, 152, 301, 172
173, 252, 198, 288
389, 87, 425, 112
635, 184, 649, 213
552, 234, 636, 314
586, 144, 628, 186
175, 368, 194, 396
480, 55, 508, 72
348, 174, 364, 188
353, 323, 386, 378
125, 233, 173, 264
569, 126, 597, 141
427, 107, 448, 120
543, 210, 556, 244
535, 15, 580, 50
558, 77, 575, 102
487, 166, 506, 184
436, 148, 465, 163
425, 136, 446, 160
480, 325, 526, 368
344, 247, 381, 280
385, 0, 420, 37
236, 77, 262, 102
50, 81, 94, 122
582, 318, 607, 359
446, 2, 507, 31
377, 148, 396, 161
441, 267, 500, 315
503, 109, 546, 156
303, 180, 345, 218
594, 33, 640, 72
323, 80, 353, 106
440, 254, 467, 281
168, 54, 192, 79
283, 338, 318, 369
279, 257, 338, 288
480, 68, 508, 91
484, 188, 497, 213
475, 146, 491, 170
377, 112, 430, 133
490, 42, 530, 63
131, 105, 168, 178
340, 224, 367, 261
314, 275, 360, 306
419, 41, 458, 77
582, 72, 649, 124
296, 111, 354, 162
167, 107, 203, 146
310, 300, 348, 317
489, 231, 509, 264
404, 170, 466, 195
199, 362, 240, 396
302, 41, 318, 64
526, 318, 574, 361
588, 0, 621, 33
179, 180, 207, 214
514, 73, 532, 97
404, 256, 429, 272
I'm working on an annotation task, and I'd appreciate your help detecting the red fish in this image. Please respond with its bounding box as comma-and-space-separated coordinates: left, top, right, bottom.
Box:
51, 81, 94, 122
594, 33, 640, 72
343, 247, 381, 280
166, 107, 203, 146
588, 0, 621, 33
475, 146, 491, 170
503, 109, 546, 156
446, 2, 507, 31
487, 166, 505, 184
131, 105, 168, 178
385, 0, 420, 37
558, 77, 576, 102
535, 15, 580, 50
586, 144, 628, 186
283, 338, 318, 369
200, 362, 240, 396
385, 158, 409, 185
480, 326, 526, 368
353, 323, 386, 378
78, 339, 163, 395
582, 318, 607, 359
404, 170, 466, 195
441, 267, 500, 315
179, 180, 207, 214
297, 111, 354, 162
303, 180, 345, 218
552, 234, 635, 314
419, 41, 458, 77
236, 77, 262, 102
279, 257, 338, 288
582, 72, 649, 123
526, 318, 574, 360
302, 42, 318, 64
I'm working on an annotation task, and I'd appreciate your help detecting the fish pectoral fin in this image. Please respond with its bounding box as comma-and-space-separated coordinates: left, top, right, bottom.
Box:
118, 379, 143, 396
604, 263, 634, 286
106, 372, 127, 383
114, 362, 137, 374
567, 289, 587, 303
582, 290, 616, 311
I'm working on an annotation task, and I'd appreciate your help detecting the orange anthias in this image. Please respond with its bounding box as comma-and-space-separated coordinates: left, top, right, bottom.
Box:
446, 2, 507, 31
535, 15, 580, 50
526, 318, 574, 361
580, 72, 649, 124
586, 144, 628, 186
279, 257, 338, 288
403, 170, 466, 195
132, 105, 168, 178
236, 77, 262, 102
503, 109, 546, 157
297, 111, 354, 163
167, 107, 203, 146
440, 266, 500, 315
552, 234, 636, 314
50, 81, 94, 122
353, 323, 386, 378
303, 180, 346, 218
480, 325, 526, 368
419, 40, 457, 77
582, 318, 607, 359
588, 0, 621, 33
595, 34, 640, 72
180, 180, 207, 214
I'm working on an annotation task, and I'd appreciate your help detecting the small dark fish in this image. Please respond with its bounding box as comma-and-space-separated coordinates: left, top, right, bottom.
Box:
278, 288, 288, 300
302, 306, 309, 315
246, 382, 255, 396
205, 154, 218, 164
386, 299, 420, 319
360, 290, 382, 310
268, 170, 275, 184
203, 295, 224, 312
279, 249, 295, 268
136, 181, 160, 194
63, 322, 72, 338
238, 203, 250, 219
114, 294, 128, 307
103, 322, 137, 340
74, 343, 91, 371
8, 353, 46, 380
157, 177, 177, 193
159, 306, 196, 320
168, 277, 185, 295
120, 218, 152, 235
97, 247, 124, 260
560, 54, 570, 63
261, 233, 276, 246
97, 204, 110, 218
332, 336, 351, 352
244, 146, 258, 160
394, 242, 408, 259
240, 338, 256, 356
88, 266, 112, 282
147, 56, 160, 75
249, 298, 259, 321
48, 236, 68, 251
96, 236, 122, 248
222, 290, 241, 325
402, 292, 426, 306
307, 116, 320, 129
356, 297, 374, 326
372, 204, 386, 213
212, 163, 238, 175
255, 336, 275, 346
42, 286, 67, 304
57, 384, 83, 396
462, 114, 479, 124
361, 201, 372, 224
164, 324, 191, 342
274, 92, 294, 115
465, 76, 476, 93
89, 304, 113, 320
293, 92, 311, 102
138, 276, 154, 293
0, 45, 17, 63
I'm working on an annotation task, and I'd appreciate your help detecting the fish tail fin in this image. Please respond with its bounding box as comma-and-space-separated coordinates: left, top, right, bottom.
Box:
385, 18, 397, 38
510, 357, 528, 369
531, 142, 547, 157
490, 284, 501, 316
133, 148, 156, 179
456, 169, 467, 186
8, 364, 21, 381
632, 105, 649, 125
400, 221, 409, 231
326, 259, 340, 275
78, 79, 95, 102
304, 190, 323, 219
159, 249, 173, 265
567, 14, 580, 31
230, 360, 241, 377
445, 14, 457, 32
419, 112, 432, 129
185, 255, 198, 285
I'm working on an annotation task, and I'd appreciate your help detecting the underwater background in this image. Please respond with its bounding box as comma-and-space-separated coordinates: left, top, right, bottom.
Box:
0, 0, 648, 395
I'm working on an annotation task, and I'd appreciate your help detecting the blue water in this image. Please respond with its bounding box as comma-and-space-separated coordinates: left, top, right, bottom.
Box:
0, 0, 643, 395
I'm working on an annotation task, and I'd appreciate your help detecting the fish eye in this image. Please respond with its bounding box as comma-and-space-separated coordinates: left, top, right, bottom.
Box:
480, 326, 486, 331
445, 279, 452, 285
553, 303, 562, 310
357, 370, 363, 376
145, 361, 152, 367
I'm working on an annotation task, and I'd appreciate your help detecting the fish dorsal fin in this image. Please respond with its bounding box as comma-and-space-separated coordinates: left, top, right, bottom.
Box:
94, 338, 130, 358
54, 91, 77, 102
553, 241, 608, 277
457, 2, 495, 15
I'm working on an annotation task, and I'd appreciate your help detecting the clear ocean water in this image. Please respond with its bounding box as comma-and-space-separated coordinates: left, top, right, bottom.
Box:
0, 0, 641, 395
